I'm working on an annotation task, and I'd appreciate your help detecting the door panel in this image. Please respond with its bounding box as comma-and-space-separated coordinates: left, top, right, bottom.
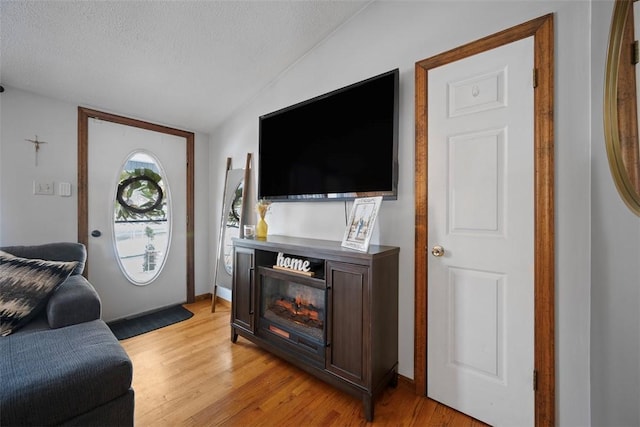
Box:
449, 128, 504, 234
449, 267, 504, 380
326, 261, 368, 386
88, 118, 187, 321
427, 37, 534, 426
231, 247, 255, 333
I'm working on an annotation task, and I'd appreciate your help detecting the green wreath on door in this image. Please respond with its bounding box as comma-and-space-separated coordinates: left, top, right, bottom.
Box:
115, 168, 166, 221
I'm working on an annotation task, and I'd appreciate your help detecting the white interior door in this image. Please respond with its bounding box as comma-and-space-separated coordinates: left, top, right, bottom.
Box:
427, 37, 534, 426
88, 118, 187, 322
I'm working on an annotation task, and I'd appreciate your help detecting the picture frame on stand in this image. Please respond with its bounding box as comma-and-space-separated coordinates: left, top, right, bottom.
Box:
341, 196, 383, 252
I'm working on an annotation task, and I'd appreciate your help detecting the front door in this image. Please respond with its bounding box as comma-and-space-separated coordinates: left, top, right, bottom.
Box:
427, 37, 534, 425
81, 112, 191, 321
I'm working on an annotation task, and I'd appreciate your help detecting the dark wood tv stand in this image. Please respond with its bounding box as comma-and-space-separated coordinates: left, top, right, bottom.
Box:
230, 235, 399, 421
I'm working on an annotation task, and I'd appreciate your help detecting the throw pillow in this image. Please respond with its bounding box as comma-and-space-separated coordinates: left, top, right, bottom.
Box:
0, 250, 78, 336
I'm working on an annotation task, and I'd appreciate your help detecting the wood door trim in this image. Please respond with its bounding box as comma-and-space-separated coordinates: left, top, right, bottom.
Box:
77, 107, 196, 303
414, 14, 555, 426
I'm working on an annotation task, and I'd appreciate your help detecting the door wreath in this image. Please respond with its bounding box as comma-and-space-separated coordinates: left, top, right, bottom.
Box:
115, 168, 165, 220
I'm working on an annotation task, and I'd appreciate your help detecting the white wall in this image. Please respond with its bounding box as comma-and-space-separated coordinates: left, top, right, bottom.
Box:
0, 87, 212, 300
210, 1, 592, 425
1, 89, 78, 243
591, 2, 640, 426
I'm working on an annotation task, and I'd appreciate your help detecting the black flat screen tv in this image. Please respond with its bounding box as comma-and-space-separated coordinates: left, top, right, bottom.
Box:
258, 68, 399, 202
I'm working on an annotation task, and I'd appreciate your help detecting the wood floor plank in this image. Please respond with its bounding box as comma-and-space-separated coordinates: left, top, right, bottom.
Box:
120, 299, 488, 426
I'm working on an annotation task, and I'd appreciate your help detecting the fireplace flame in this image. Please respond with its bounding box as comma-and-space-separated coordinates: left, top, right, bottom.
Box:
270, 295, 323, 328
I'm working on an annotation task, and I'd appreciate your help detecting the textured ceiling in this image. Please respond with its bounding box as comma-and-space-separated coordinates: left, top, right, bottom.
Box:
0, 1, 368, 134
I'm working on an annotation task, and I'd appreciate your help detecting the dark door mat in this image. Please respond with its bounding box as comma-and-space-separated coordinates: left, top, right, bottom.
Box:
107, 305, 193, 340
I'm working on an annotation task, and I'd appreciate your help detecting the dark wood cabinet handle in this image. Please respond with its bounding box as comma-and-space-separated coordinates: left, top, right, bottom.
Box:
249, 267, 254, 314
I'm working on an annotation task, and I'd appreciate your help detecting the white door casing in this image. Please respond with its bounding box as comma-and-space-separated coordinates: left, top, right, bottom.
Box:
88, 118, 187, 321
427, 37, 534, 426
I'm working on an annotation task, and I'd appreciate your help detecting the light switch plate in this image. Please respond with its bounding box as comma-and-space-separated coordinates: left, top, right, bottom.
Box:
59, 182, 72, 197
33, 181, 54, 195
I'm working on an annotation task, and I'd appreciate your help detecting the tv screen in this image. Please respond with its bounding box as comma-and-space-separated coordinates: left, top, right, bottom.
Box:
258, 69, 399, 201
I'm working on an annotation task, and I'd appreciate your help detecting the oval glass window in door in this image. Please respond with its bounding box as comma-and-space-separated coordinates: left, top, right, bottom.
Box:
112, 151, 171, 285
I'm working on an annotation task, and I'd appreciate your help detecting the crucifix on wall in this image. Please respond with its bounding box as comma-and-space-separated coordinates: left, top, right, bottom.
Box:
25, 136, 47, 166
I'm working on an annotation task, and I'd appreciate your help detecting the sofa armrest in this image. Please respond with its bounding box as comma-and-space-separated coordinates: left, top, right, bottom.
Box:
46, 275, 102, 328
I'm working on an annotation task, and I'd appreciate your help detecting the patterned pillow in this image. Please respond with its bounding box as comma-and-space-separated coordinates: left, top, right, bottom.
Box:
0, 250, 78, 336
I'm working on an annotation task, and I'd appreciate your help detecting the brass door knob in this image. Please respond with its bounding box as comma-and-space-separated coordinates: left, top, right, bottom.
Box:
431, 245, 445, 257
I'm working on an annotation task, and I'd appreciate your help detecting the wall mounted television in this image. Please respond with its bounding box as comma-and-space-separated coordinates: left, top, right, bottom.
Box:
258, 68, 399, 202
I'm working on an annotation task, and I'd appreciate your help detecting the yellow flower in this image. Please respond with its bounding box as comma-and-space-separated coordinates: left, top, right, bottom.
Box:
256, 199, 271, 219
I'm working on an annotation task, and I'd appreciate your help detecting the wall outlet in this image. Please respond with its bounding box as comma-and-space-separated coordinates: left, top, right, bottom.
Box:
33, 180, 54, 195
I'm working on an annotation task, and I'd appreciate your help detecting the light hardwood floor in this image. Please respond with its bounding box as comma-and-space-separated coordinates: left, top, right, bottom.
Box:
120, 299, 488, 426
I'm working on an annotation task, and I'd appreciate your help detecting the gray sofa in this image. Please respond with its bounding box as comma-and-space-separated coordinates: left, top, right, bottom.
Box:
0, 243, 134, 426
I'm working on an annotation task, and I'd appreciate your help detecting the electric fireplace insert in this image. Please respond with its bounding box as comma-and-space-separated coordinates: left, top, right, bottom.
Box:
258, 266, 326, 363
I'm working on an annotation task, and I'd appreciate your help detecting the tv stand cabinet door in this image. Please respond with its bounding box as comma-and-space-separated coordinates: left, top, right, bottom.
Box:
231, 246, 256, 338
325, 261, 370, 387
